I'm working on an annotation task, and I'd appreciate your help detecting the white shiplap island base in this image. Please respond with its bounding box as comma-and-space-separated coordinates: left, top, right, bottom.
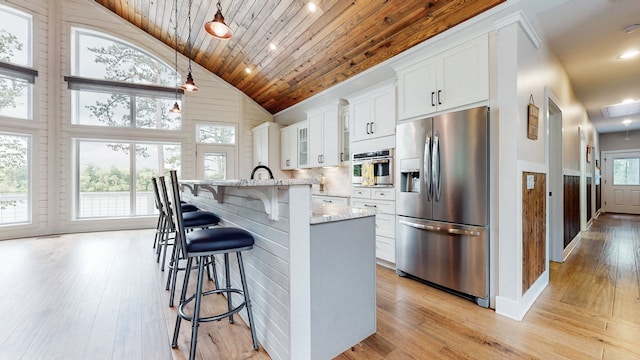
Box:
179, 179, 377, 360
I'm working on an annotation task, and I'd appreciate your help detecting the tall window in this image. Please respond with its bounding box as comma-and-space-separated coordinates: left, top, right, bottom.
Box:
0, 133, 30, 225
68, 28, 181, 130
76, 140, 180, 218
70, 28, 185, 220
0, 5, 35, 120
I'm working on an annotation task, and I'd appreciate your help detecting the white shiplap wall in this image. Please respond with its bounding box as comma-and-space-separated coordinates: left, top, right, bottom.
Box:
0, 0, 272, 239
182, 185, 311, 360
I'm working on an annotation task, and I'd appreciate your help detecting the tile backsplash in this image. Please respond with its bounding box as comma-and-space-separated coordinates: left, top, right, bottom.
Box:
290, 165, 351, 196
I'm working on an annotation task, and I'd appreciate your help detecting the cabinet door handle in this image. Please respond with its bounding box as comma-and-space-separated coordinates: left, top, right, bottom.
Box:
431, 91, 436, 107
370, 122, 374, 134
366, 122, 370, 134
286, 159, 290, 166
437, 90, 442, 105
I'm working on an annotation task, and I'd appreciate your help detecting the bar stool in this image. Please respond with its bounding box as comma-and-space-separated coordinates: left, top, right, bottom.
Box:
151, 177, 198, 252
167, 170, 258, 360
156, 176, 222, 306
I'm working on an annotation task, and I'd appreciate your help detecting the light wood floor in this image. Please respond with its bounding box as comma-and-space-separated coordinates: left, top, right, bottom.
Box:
0, 213, 639, 359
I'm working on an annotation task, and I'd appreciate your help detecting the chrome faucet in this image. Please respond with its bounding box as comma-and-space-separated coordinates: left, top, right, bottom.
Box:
250, 165, 274, 180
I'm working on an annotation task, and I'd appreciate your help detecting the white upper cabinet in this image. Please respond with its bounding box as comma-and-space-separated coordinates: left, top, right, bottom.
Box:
280, 124, 298, 170
349, 82, 396, 142
396, 34, 488, 120
252, 122, 282, 168
306, 103, 340, 167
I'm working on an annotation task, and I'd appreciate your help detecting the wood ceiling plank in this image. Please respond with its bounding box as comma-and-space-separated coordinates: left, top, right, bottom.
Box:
265, 0, 504, 112
252, 1, 436, 103
216, 0, 276, 77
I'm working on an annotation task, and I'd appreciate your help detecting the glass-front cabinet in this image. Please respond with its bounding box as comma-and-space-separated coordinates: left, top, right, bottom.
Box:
298, 122, 308, 168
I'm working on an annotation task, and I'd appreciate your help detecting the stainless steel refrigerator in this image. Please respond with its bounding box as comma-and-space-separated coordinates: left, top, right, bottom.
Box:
396, 106, 489, 307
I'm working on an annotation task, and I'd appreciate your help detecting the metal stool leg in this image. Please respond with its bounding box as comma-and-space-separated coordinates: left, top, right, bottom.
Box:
188, 257, 206, 360
224, 253, 234, 324
237, 251, 259, 350
172, 257, 193, 348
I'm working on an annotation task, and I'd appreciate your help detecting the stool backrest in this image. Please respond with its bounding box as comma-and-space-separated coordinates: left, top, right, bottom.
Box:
150, 177, 165, 215
168, 170, 189, 256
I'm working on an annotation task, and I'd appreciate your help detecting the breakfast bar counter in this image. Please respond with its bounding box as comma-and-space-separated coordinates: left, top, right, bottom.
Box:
179, 179, 377, 360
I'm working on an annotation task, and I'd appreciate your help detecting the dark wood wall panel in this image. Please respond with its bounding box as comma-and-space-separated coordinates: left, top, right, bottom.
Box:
586, 177, 592, 222
563, 175, 580, 248
596, 184, 601, 212
522, 172, 546, 294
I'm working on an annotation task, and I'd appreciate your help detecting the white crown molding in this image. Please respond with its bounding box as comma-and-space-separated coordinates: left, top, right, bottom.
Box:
494, 10, 542, 49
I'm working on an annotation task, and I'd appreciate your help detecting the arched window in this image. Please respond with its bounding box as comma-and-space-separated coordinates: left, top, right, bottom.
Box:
67, 28, 182, 130
68, 29, 184, 219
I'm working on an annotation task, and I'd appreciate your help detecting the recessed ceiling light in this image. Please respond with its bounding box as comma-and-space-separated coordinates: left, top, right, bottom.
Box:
602, 100, 640, 117
269, 43, 277, 51
307, 2, 317, 12
245, 67, 252, 74
623, 119, 632, 126
618, 50, 640, 59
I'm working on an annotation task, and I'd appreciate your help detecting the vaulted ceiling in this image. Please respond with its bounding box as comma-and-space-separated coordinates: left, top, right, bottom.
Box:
94, 0, 505, 114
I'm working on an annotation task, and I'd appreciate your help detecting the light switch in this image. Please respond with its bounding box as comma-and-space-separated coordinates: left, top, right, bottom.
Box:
526, 175, 535, 190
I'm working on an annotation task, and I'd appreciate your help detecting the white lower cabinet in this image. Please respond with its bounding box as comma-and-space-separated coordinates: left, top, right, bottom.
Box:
351, 187, 396, 264
311, 195, 349, 205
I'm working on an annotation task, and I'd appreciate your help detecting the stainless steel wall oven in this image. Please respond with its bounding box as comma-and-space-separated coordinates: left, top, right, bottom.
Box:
352, 149, 393, 187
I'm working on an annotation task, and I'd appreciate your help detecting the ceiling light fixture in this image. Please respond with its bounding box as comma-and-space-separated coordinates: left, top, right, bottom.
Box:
618, 50, 640, 59
245, 67, 252, 74
307, 2, 318, 12
269, 43, 277, 51
204, 0, 233, 39
623, 23, 640, 34
170, 0, 181, 113
181, 0, 199, 92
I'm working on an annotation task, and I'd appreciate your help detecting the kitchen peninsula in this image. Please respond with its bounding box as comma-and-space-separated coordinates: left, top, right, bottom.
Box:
179, 179, 377, 360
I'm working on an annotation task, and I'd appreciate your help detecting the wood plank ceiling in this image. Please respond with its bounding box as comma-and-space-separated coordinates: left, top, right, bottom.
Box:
94, 0, 505, 114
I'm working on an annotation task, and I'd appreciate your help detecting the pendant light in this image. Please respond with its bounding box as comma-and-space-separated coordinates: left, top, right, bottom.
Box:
170, 0, 181, 113
180, 0, 199, 92
204, 0, 233, 39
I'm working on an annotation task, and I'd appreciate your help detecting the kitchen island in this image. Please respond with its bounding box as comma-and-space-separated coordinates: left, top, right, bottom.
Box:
179, 179, 377, 360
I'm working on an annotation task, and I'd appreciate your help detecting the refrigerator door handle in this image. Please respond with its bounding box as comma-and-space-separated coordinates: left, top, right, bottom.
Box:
424, 134, 432, 201
432, 132, 441, 202
448, 228, 481, 237
399, 220, 440, 232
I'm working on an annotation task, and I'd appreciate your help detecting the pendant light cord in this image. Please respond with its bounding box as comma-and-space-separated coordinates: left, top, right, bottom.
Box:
187, 0, 193, 74
174, 0, 179, 100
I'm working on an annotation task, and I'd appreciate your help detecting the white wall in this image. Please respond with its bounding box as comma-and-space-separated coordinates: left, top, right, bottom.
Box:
0, 0, 272, 239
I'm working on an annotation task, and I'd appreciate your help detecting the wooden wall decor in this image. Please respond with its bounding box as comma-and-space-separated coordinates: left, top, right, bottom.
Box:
527, 95, 539, 140
563, 175, 581, 248
522, 171, 546, 294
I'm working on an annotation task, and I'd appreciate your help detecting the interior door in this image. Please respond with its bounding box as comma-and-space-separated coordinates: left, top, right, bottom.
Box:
603, 150, 640, 214
196, 144, 236, 180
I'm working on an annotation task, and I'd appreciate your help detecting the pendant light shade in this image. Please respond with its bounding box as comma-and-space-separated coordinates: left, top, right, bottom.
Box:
170, 101, 181, 113
205, 1, 233, 39
180, 71, 199, 92
182, 0, 199, 92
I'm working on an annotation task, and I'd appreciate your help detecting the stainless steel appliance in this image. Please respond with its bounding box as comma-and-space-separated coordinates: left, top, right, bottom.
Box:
352, 149, 393, 187
396, 106, 490, 307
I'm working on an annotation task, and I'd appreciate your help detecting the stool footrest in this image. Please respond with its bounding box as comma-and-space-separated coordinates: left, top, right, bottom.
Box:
177, 288, 246, 323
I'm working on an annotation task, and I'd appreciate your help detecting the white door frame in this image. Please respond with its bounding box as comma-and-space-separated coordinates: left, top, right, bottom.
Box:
545, 90, 564, 263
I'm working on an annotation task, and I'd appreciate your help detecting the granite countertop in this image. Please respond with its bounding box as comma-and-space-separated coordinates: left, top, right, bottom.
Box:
310, 202, 377, 224
182, 178, 317, 187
